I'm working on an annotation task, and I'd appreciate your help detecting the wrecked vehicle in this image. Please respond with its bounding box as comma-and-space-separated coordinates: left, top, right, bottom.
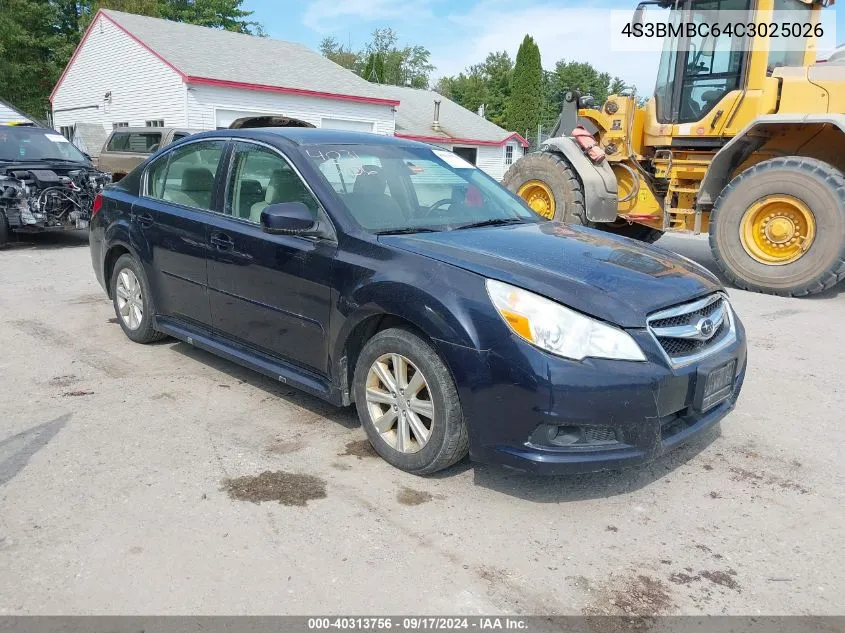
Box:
0, 125, 110, 246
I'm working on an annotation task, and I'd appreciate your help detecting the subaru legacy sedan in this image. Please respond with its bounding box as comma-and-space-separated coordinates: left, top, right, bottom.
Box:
89, 128, 746, 475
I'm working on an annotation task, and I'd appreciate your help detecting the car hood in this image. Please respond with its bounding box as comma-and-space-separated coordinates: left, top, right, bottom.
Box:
380, 222, 722, 328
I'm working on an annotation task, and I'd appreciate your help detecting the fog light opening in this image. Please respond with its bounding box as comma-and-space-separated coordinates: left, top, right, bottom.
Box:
548, 425, 582, 447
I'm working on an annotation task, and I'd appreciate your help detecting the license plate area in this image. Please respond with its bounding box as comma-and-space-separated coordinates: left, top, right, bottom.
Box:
695, 359, 736, 412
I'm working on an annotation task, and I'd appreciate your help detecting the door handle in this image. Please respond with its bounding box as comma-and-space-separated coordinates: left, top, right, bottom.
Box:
210, 232, 234, 250
135, 211, 155, 227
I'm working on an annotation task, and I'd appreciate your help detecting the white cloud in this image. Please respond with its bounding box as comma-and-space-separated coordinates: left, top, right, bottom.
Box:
303, 0, 435, 34
429, 2, 661, 95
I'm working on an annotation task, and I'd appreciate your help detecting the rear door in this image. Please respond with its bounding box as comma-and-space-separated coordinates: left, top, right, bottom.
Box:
205, 140, 335, 375
134, 138, 228, 328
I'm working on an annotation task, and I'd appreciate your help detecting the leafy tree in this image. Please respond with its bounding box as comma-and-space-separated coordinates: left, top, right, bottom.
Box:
436, 51, 513, 127
507, 35, 543, 142
319, 36, 357, 71
158, 0, 262, 34
362, 52, 385, 83
363, 28, 433, 88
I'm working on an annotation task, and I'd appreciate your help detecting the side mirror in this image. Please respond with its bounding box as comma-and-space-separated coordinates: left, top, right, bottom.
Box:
632, 3, 646, 25
260, 201, 316, 235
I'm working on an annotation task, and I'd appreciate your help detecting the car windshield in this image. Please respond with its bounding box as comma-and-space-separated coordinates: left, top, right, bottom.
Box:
302, 143, 541, 233
0, 126, 88, 163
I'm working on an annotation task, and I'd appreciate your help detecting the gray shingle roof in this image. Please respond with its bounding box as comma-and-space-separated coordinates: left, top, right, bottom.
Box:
98, 10, 522, 144
101, 9, 396, 104
375, 85, 524, 146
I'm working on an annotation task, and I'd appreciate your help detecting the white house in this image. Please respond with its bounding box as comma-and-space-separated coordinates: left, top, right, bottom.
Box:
0, 98, 34, 126
50, 9, 526, 180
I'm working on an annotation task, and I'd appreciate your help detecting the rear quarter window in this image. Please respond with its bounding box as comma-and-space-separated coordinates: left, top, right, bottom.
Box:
106, 132, 162, 153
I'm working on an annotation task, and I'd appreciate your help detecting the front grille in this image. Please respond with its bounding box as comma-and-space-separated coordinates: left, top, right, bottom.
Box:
647, 293, 734, 367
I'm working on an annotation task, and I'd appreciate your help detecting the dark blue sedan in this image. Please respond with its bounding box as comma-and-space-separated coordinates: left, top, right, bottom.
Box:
89, 128, 746, 475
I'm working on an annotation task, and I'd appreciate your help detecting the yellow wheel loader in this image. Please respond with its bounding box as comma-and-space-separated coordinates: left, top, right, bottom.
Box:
504, 0, 844, 296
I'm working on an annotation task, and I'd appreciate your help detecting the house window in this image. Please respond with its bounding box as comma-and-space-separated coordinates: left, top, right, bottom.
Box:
59, 125, 75, 140
505, 145, 514, 165
146, 119, 164, 128
113, 122, 129, 129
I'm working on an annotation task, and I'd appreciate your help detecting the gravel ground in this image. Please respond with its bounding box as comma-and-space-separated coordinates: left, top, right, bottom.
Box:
0, 231, 843, 616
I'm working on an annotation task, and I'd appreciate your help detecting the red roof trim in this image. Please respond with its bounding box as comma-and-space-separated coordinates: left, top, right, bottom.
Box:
184, 76, 401, 106
51, 9, 400, 108
396, 131, 530, 148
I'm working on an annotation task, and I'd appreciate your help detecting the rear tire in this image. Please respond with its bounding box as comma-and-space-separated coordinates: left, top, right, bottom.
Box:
0, 212, 9, 247
503, 151, 587, 225
110, 254, 166, 344
353, 327, 469, 475
710, 157, 845, 296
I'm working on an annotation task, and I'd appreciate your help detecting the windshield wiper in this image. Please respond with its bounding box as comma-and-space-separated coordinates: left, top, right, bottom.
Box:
376, 227, 442, 235
452, 218, 525, 230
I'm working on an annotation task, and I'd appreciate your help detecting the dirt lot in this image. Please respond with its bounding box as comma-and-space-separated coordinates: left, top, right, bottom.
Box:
0, 231, 843, 615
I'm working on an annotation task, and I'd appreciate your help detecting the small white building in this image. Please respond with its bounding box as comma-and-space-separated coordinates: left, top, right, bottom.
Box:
0, 98, 34, 126
50, 9, 526, 179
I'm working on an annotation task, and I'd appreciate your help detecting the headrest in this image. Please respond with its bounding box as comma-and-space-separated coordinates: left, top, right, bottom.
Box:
266, 169, 303, 202
181, 167, 214, 192
353, 165, 386, 196
239, 179, 263, 196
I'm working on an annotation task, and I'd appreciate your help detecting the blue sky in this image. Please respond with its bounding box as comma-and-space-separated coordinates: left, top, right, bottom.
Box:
244, 0, 842, 93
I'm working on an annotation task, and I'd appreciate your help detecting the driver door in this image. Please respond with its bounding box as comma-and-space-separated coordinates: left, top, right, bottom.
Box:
205, 141, 336, 375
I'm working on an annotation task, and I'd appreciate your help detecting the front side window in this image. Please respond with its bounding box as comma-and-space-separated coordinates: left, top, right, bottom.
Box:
225, 142, 320, 223
145, 140, 225, 211
303, 144, 540, 233
107, 132, 162, 153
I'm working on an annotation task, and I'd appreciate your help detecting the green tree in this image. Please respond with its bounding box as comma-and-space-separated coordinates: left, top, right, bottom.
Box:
436, 51, 513, 127
507, 35, 543, 142
158, 0, 262, 34
0, 0, 63, 120
363, 28, 433, 88
362, 52, 385, 83
319, 36, 357, 71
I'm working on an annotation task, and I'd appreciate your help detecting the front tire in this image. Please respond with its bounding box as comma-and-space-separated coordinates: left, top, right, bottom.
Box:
503, 151, 587, 224
110, 254, 166, 343
353, 328, 469, 475
710, 157, 845, 296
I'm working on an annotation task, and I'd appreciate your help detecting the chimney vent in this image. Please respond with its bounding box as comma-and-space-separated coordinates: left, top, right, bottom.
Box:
432, 100, 441, 132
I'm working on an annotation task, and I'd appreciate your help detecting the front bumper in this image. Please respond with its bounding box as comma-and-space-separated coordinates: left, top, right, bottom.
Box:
435, 319, 747, 475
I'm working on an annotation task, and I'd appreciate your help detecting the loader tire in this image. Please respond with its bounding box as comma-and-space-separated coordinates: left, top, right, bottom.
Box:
503, 151, 587, 225
595, 221, 663, 244
710, 157, 845, 297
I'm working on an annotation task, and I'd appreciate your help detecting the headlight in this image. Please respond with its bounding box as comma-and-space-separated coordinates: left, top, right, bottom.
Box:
486, 279, 646, 361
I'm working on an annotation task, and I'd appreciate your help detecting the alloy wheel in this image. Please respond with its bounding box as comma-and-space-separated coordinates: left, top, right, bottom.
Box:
365, 353, 435, 454
115, 268, 144, 330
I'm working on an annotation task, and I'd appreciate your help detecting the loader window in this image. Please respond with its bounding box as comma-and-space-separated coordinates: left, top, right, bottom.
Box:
654, 0, 750, 124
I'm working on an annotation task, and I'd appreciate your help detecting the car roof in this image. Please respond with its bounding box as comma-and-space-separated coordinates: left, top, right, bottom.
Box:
109, 127, 202, 134
188, 127, 432, 149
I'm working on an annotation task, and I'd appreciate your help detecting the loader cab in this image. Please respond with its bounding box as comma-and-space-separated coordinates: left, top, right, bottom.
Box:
641, 0, 817, 136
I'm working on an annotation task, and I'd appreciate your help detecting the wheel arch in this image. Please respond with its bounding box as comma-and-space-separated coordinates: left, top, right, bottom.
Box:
102, 240, 137, 299
699, 114, 845, 206
331, 284, 482, 406
538, 136, 619, 222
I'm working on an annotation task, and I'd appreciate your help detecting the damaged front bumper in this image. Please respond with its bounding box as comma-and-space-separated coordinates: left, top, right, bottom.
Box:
0, 165, 110, 233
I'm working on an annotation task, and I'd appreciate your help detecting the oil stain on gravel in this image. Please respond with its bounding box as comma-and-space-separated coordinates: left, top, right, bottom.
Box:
339, 439, 377, 459
222, 471, 326, 507
397, 487, 433, 506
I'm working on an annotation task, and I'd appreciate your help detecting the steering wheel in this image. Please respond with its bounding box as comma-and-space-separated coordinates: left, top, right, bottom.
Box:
423, 198, 453, 217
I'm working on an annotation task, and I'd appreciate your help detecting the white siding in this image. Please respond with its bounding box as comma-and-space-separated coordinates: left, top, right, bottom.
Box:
435, 144, 509, 181
0, 102, 31, 125
185, 84, 395, 135
51, 14, 187, 135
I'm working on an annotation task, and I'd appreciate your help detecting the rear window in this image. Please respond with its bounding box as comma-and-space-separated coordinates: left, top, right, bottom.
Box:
107, 132, 162, 153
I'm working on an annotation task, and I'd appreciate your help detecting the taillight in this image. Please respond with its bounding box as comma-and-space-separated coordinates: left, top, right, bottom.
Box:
91, 193, 104, 218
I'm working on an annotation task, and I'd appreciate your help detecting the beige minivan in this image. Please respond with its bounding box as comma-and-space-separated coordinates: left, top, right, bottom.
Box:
97, 127, 202, 181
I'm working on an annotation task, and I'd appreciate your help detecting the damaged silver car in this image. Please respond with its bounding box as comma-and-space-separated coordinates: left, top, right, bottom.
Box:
0, 125, 110, 246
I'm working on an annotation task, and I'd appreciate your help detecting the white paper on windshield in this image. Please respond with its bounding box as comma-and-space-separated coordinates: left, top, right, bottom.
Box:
432, 149, 476, 169
45, 133, 70, 143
